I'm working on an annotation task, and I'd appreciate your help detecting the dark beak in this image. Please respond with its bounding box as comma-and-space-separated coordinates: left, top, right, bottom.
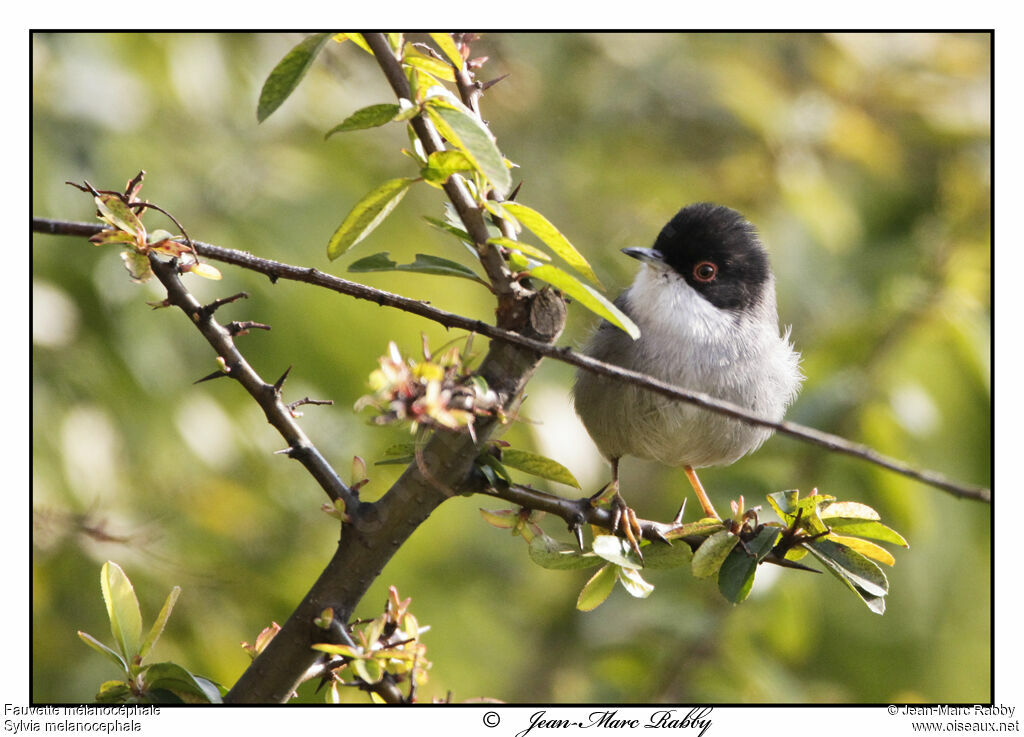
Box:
621, 247, 664, 265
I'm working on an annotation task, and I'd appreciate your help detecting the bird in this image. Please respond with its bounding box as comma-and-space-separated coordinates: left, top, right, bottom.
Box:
572, 202, 802, 555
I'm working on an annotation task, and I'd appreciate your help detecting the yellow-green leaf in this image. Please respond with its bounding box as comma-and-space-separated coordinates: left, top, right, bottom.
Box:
528, 264, 639, 339
424, 98, 511, 197
420, 150, 474, 184
327, 178, 414, 259
486, 237, 552, 261
429, 33, 463, 68
100, 561, 143, 661
139, 586, 181, 659
502, 202, 600, 287
336, 33, 373, 55
826, 533, 896, 566
95, 195, 145, 239
78, 630, 128, 671
406, 55, 456, 82
577, 563, 617, 611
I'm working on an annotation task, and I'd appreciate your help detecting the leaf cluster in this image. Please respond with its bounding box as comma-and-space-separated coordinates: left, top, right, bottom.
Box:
77, 562, 223, 703
258, 32, 637, 339
511, 488, 906, 614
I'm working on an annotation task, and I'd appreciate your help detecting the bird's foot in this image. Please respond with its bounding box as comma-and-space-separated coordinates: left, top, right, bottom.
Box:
584, 481, 644, 560
610, 491, 644, 561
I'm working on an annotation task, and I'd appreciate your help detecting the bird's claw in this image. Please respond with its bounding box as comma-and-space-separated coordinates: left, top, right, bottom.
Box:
611, 492, 644, 561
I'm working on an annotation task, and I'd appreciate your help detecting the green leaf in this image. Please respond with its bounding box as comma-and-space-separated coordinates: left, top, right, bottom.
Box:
143, 662, 224, 703
100, 561, 143, 661
349, 251, 487, 284
94, 194, 145, 238
78, 630, 128, 672
691, 530, 740, 579
592, 535, 643, 569
375, 442, 417, 466
717, 527, 780, 604
422, 215, 473, 245
528, 264, 640, 339
804, 539, 889, 609
424, 97, 511, 196
327, 178, 414, 259
577, 563, 617, 611
617, 566, 654, 599
486, 237, 552, 261
662, 518, 726, 541
499, 448, 580, 488
421, 150, 475, 185
638, 540, 695, 569
429, 33, 463, 68
528, 535, 602, 571
257, 33, 333, 123
325, 103, 401, 138
766, 489, 835, 527
139, 586, 181, 659
502, 203, 601, 286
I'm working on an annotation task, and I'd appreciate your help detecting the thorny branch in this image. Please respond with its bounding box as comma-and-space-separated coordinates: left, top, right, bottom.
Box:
143, 251, 358, 511
32, 216, 991, 503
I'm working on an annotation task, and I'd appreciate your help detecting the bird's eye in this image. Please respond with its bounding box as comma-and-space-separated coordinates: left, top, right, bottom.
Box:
693, 261, 717, 283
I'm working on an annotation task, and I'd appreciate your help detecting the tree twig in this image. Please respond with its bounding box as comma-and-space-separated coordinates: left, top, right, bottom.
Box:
32, 216, 991, 503
144, 252, 359, 511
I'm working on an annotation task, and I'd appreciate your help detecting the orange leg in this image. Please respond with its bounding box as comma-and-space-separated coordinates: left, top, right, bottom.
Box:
684, 465, 720, 520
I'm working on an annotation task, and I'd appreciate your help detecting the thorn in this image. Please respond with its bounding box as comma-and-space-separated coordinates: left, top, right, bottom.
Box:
274, 447, 296, 457
194, 369, 229, 384
480, 72, 509, 91
508, 181, 523, 202
204, 291, 250, 315
273, 365, 293, 393
226, 320, 272, 336
672, 499, 687, 526
570, 522, 584, 551
650, 525, 672, 545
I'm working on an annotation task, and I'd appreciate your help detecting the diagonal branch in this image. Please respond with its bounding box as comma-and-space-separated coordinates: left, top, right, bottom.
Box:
145, 253, 358, 511
32, 216, 991, 503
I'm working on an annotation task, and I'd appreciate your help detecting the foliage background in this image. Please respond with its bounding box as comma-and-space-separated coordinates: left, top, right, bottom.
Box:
31, 32, 991, 703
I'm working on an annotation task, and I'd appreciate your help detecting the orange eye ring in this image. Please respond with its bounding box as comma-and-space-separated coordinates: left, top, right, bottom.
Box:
693, 261, 717, 283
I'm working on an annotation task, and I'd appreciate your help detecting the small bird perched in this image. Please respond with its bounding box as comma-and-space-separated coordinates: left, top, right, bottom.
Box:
572, 203, 802, 554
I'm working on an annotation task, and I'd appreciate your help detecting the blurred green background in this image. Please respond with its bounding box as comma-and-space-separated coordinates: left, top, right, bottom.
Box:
32, 32, 991, 703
